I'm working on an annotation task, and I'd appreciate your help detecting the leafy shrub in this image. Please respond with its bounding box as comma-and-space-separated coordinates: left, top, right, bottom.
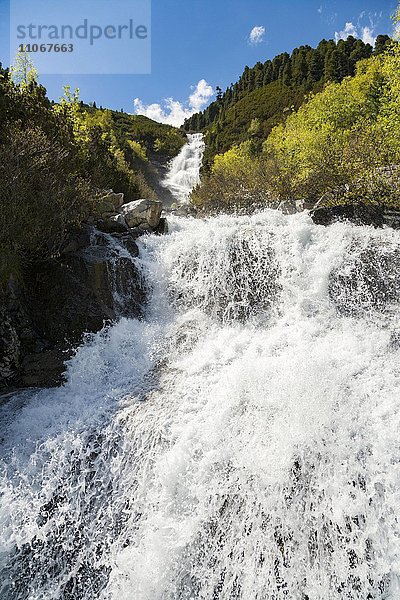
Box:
192, 141, 274, 212
127, 139, 148, 162
0, 74, 94, 284
1, 123, 93, 257
263, 50, 400, 205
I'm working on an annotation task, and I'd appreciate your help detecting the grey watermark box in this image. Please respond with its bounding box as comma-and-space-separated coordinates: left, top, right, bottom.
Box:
10, 0, 151, 75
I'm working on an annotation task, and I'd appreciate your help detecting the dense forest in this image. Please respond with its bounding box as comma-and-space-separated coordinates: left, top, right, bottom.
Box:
184, 34, 391, 168
0, 56, 185, 285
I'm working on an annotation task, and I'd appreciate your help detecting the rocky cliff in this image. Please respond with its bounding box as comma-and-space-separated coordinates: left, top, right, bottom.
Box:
0, 197, 165, 393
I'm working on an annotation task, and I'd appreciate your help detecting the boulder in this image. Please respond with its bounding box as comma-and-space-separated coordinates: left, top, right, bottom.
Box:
278, 200, 297, 215
112, 232, 140, 256
107, 191, 124, 210
120, 199, 162, 228
120, 234, 140, 257
311, 202, 385, 227
127, 227, 144, 239
96, 191, 125, 215
153, 217, 169, 235
96, 214, 129, 234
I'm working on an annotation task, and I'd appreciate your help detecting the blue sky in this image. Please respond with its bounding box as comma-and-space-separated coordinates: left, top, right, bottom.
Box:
0, 0, 397, 125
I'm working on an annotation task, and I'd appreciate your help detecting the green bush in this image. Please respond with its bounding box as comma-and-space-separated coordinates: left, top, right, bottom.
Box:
192, 141, 273, 212
263, 50, 400, 205
0, 74, 94, 284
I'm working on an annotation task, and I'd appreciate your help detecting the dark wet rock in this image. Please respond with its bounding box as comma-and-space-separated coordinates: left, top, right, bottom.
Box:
113, 257, 145, 317
20, 349, 69, 388
0, 228, 145, 392
278, 200, 298, 215
112, 233, 140, 256
96, 214, 129, 234
153, 217, 169, 235
382, 209, 400, 229
311, 201, 400, 229
311, 202, 385, 227
389, 330, 400, 350
138, 223, 153, 233
60, 228, 91, 255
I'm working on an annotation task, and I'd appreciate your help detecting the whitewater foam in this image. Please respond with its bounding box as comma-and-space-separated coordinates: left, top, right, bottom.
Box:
161, 133, 205, 204
1, 211, 400, 599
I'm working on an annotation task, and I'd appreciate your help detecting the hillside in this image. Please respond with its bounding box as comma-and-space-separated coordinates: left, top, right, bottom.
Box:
105, 111, 186, 162
184, 34, 391, 167
203, 81, 306, 157
191, 35, 400, 214
78, 104, 186, 177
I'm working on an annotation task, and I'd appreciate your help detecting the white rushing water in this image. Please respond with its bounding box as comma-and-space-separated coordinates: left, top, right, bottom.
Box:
1, 211, 400, 599
161, 133, 205, 204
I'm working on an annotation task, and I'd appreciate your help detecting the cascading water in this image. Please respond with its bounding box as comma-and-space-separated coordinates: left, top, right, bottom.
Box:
161, 133, 205, 204
1, 210, 400, 599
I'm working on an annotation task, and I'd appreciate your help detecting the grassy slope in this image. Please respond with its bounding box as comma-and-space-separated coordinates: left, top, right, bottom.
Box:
203, 81, 308, 166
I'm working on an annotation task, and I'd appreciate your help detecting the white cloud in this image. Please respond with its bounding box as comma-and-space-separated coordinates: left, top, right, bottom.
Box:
317, 5, 323, 14
249, 25, 265, 45
189, 79, 214, 112
133, 79, 214, 127
334, 21, 358, 42
360, 26, 375, 45
334, 17, 376, 46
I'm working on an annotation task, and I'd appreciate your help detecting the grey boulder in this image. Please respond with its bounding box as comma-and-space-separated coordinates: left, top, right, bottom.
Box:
120, 199, 162, 228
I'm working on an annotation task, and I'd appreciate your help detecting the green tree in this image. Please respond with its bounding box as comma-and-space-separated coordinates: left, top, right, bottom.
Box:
10, 51, 37, 87
375, 34, 391, 55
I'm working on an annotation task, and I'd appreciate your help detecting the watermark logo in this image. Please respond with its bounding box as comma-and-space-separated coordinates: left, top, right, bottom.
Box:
10, 0, 151, 75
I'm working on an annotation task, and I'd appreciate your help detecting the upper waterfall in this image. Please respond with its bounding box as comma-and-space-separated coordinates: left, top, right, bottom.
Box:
161, 133, 205, 204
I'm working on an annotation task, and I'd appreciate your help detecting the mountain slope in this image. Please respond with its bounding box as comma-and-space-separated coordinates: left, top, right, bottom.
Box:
184, 35, 391, 168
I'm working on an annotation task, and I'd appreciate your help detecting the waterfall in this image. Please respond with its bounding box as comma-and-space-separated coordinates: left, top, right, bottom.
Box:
1, 210, 400, 599
161, 133, 205, 204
